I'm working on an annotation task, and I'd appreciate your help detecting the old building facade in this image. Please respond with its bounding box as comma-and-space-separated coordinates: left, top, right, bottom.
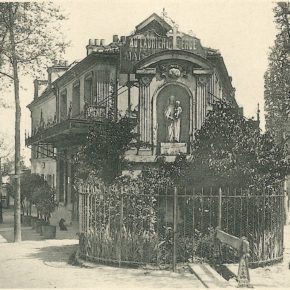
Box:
26, 13, 239, 223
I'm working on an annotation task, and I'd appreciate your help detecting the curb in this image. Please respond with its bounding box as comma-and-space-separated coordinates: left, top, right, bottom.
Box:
0, 233, 7, 243
188, 263, 230, 288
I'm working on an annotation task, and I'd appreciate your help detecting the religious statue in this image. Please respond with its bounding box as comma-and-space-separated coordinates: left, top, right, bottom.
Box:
164, 96, 182, 142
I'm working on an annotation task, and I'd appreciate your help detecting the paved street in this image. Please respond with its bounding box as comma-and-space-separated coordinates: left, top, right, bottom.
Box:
0, 209, 205, 289
1, 208, 290, 288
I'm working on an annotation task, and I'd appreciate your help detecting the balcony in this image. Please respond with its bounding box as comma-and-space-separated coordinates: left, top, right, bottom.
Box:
25, 104, 114, 147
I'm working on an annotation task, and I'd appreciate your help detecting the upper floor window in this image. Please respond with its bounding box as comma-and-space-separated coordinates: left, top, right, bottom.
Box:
72, 81, 80, 117
84, 73, 93, 104
95, 70, 110, 105
60, 89, 67, 121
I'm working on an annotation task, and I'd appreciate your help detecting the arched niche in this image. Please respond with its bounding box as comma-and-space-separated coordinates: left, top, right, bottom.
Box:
153, 82, 193, 147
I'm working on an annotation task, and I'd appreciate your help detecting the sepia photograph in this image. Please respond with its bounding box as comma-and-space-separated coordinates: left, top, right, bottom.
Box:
0, 0, 290, 288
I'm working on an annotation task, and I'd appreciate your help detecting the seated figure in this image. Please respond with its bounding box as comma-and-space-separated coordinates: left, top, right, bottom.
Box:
59, 218, 68, 231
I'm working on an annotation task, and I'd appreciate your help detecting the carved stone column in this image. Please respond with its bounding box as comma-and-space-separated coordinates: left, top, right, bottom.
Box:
136, 69, 155, 147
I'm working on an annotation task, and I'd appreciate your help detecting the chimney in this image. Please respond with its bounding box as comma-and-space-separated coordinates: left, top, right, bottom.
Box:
47, 60, 69, 86
120, 36, 126, 43
100, 39, 105, 46
34, 79, 48, 99
113, 35, 119, 43
86, 38, 101, 55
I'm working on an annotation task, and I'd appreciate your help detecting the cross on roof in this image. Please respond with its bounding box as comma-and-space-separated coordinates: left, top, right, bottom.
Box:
160, 9, 182, 49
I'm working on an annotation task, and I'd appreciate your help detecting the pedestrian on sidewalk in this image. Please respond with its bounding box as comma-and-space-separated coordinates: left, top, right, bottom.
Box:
0, 200, 3, 223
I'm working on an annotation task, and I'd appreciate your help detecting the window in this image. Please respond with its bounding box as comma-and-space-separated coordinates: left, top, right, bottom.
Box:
72, 81, 80, 117
60, 89, 67, 121
47, 144, 54, 157
84, 73, 93, 104
95, 70, 110, 104
47, 174, 52, 187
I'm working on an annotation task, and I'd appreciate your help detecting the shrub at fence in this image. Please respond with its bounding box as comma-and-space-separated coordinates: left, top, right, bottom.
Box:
79, 178, 284, 268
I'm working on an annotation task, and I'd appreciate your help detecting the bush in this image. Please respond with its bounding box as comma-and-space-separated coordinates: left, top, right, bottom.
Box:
11, 172, 48, 216
32, 183, 57, 222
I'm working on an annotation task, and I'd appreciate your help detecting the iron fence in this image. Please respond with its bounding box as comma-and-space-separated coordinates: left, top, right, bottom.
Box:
78, 184, 284, 269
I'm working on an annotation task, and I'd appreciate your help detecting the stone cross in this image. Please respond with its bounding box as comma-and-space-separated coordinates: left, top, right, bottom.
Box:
167, 24, 183, 49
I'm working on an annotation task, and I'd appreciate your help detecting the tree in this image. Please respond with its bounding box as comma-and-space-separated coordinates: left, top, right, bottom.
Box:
182, 104, 290, 191
77, 117, 137, 183
19, 172, 45, 216
0, 135, 13, 201
265, 2, 290, 142
0, 2, 68, 242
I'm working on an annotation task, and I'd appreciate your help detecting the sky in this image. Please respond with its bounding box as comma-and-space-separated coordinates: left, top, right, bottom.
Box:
0, 0, 278, 165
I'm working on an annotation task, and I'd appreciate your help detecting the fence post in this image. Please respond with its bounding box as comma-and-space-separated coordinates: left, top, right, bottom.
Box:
173, 186, 177, 272
79, 189, 83, 233
283, 180, 288, 225
118, 187, 124, 268
218, 187, 222, 229
237, 237, 252, 288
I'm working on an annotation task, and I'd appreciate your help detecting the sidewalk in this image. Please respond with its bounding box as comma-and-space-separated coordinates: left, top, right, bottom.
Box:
0, 208, 79, 242
2, 207, 289, 288
0, 208, 206, 288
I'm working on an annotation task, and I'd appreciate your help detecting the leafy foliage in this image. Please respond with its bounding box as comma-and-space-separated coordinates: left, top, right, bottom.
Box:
11, 172, 54, 217
32, 183, 57, 222
264, 3, 290, 141
77, 117, 137, 183
183, 104, 290, 189
0, 2, 68, 241
0, 2, 68, 83
19, 172, 46, 202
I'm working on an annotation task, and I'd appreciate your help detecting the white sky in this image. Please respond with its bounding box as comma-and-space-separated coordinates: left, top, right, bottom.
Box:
0, 0, 278, 165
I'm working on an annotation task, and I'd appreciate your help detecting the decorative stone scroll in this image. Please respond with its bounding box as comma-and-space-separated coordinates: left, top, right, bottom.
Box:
136, 68, 156, 87
158, 64, 190, 81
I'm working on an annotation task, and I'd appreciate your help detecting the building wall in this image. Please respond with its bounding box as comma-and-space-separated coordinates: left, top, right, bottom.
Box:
57, 63, 117, 120
31, 158, 57, 188
31, 94, 56, 132
118, 63, 228, 152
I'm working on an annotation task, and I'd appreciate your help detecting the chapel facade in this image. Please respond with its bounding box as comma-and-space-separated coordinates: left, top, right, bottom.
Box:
25, 13, 240, 223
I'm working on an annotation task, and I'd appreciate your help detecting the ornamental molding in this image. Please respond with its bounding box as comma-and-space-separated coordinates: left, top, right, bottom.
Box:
157, 64, 190, 82
197, 75, 211, 86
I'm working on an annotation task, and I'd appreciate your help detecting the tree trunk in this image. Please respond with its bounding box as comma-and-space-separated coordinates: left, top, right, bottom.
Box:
8, 4, 21, 242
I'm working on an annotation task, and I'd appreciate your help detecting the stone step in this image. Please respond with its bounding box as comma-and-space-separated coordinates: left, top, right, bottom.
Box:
188, 263, 230, 288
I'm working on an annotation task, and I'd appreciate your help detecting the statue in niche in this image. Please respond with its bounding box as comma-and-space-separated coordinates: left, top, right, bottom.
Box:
164, 96, 182, 142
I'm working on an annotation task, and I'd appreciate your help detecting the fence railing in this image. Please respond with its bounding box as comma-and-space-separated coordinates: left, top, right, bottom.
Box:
78, 184, 284, 270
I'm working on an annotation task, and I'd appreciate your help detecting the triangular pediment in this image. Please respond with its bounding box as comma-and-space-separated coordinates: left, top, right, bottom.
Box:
135, 13, 172, 36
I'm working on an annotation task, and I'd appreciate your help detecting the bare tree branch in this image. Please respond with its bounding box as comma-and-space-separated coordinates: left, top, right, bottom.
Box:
0, 70, 14, 80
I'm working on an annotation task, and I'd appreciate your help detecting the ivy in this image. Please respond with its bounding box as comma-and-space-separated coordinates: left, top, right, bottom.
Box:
182, 103, 290, 190
76, 117, 137, 183
264, 3, 290, 141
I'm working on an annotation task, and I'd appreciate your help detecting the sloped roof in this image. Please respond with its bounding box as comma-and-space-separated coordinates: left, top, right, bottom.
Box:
135, 13, 172, 33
